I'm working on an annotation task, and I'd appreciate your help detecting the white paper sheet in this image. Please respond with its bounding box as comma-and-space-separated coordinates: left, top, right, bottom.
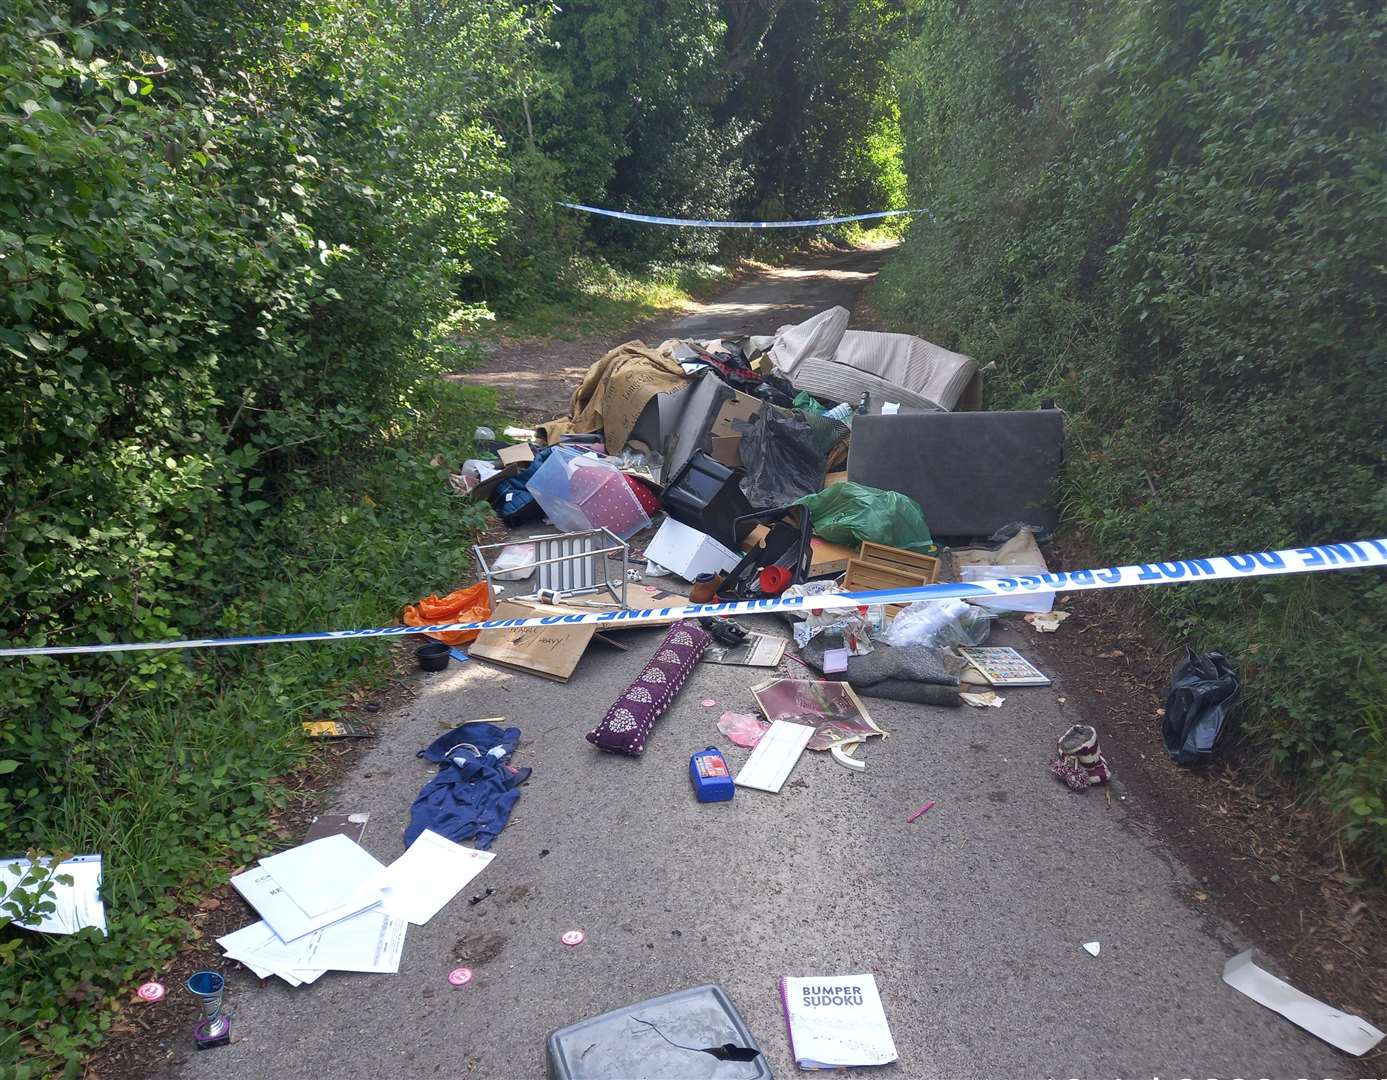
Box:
781, 973, 898, 1069
734, 720, 815, 793
367, 830, 494, 926
233, 906, 407, 974
0, 854, 107, 936
230, 866, 382, 943
257, 834, 386, 919
218, 922, 325, 986
1223, 950, 1385, 1055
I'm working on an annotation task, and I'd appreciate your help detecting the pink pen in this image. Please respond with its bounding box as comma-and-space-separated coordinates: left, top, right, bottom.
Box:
907, 799, 936, 823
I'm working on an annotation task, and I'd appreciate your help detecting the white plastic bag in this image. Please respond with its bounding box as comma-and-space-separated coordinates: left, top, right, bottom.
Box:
883, 599, 993, 649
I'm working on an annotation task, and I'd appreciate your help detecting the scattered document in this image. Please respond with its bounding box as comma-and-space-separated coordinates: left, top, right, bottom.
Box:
230, 907, 407, 975
0, 854, 107, 936
1223, 950, 1384, 1056
368, 829, 494, 926
257, 834, 386, 918
780, 973, 897, 1069
734, 720, 815, 793
229, 866, 381, 943
217, 922, 325, 987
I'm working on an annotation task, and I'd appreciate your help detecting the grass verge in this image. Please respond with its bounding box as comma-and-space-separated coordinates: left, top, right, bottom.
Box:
0, 380, 502, 1077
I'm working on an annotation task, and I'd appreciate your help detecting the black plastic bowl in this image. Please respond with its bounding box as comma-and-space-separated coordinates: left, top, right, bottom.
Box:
416, 641, 450, 672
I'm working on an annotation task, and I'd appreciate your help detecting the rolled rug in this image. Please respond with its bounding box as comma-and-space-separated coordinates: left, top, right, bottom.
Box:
586, 620, 711, 756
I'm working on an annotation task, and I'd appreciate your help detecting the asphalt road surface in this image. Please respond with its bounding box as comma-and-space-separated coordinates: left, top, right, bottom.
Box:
460, 244, 888, 422
166, 250, 1346, 1080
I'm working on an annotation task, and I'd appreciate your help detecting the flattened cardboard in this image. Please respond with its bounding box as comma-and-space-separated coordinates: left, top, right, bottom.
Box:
710, 434, 742, 468
711, 391, 761, 438
470, 599, 595, 682
496, 443, 535, 468
469, 599, 630, 682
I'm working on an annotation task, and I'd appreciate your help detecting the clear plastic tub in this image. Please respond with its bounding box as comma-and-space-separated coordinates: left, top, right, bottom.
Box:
524, 448, 652, 540
958, 563, 1054, 612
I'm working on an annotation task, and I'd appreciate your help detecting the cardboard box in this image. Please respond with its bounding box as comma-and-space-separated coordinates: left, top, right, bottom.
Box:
710, 391, 761, 438
709, 434, 742, 468
496, 443, 535, 468
463, 461, 522, 502
644, 517, 741, 582
808, 537, 856, 577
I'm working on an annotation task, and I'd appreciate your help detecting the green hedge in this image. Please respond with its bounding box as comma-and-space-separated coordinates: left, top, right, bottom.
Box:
877, 0, 1387, 870
1, 0, 515, 793
0, 1, 517, 1068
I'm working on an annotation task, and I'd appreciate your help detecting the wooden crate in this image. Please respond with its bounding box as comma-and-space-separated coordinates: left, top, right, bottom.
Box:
842, 557, 933, 620
857, 541, 940, 583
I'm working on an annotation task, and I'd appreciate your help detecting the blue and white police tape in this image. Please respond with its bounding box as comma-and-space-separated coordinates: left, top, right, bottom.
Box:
2, 537, 1384, 660
558, 203, 931, 229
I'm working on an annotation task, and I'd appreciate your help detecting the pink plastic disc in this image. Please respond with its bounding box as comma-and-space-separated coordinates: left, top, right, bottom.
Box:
700, 698, 717, 708
136, 981, 166, 1002
447, 967, 473, 986
561, 929, 586, 947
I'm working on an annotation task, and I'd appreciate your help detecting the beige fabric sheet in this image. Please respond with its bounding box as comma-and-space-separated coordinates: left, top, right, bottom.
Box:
536, 341, 689, 449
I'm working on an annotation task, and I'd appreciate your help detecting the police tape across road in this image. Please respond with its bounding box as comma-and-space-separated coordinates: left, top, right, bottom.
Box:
557, 203, 932, 229
3, 538, 1385, 660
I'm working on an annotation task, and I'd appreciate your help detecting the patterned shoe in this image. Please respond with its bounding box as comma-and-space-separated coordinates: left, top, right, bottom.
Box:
1050, 723, 1111, 790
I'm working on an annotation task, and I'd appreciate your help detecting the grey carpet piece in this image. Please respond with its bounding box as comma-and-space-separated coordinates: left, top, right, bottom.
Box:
798, 638, 961, 707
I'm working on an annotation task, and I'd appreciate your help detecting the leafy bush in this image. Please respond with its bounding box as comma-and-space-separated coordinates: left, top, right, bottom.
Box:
1, 379, 500, 1073
0, 0, 514, 1068
1, 0, 518, 788
878, 0, 1387, 871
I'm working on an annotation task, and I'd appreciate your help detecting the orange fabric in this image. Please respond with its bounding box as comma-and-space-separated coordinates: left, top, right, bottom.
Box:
402, 582, 491, 645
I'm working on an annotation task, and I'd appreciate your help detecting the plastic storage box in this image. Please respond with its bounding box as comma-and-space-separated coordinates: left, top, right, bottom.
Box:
547, 984, 772, 1079
525, 447, 652, 540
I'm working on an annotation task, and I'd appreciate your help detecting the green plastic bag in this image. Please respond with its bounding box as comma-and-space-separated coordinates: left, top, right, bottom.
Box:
792, 390, 829, 415
795, 481, 934, 553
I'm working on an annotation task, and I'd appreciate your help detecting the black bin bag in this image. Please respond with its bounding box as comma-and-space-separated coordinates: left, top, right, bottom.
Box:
1162, 649, 1239, 765
735, 405, 844, 510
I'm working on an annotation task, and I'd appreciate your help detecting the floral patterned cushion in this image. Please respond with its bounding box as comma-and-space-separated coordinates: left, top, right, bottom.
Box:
586, 620, 711, 756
